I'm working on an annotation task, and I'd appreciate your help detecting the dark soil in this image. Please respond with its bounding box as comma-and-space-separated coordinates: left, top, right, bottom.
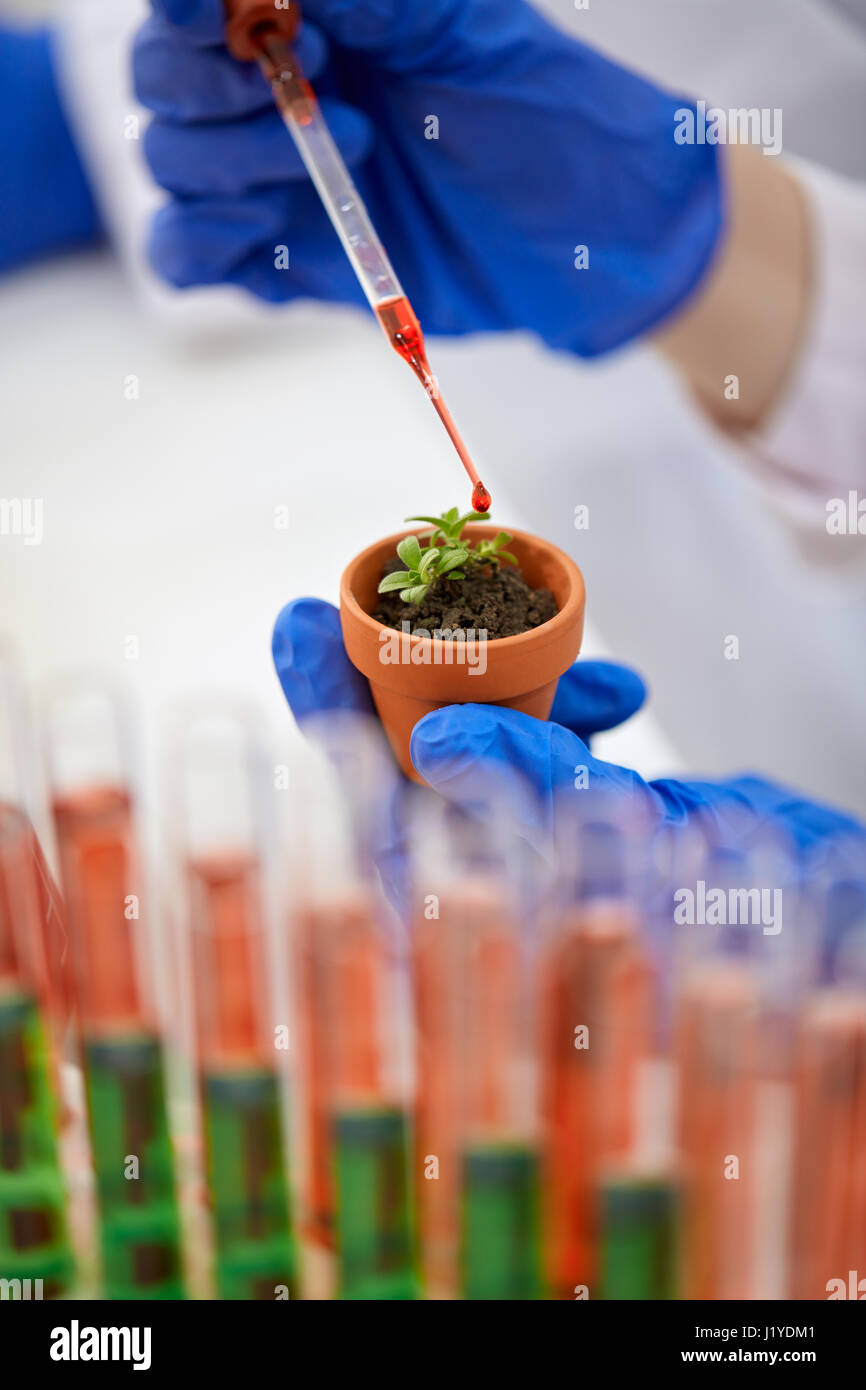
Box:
372, 562, 557, 640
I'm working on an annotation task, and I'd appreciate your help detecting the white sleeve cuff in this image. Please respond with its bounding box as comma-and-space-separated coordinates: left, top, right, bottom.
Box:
742, 157, 866, 529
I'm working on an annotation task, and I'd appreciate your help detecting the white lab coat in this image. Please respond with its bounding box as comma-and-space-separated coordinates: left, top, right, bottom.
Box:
5, 0, 863, 815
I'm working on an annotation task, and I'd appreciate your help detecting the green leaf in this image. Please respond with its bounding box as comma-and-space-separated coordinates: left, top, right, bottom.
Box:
498, 550, 518, 565
493, 531, 513, 548
444, 507, 459, 523
400, 584, 430, 605
378, 570, 413, 593
457, 510, 485, 530
437, 548, 469, 575
397, 535, 423, 570
444, 569, 464, 581
419, 547, 440, 574
405, 516, 447, 530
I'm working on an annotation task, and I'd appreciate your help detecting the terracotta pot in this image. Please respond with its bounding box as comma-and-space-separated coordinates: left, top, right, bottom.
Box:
339, 525, 586, 784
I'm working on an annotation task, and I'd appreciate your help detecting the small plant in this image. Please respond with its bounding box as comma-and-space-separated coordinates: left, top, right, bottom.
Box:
377, 507, 517, 606
406, 506, 484, 547
473, 531, 518, 568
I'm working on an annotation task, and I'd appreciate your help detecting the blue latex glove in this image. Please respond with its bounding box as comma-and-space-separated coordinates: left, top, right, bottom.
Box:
133, 0, 722, 356
273, 599, 866, 942
0, 26, 101, 274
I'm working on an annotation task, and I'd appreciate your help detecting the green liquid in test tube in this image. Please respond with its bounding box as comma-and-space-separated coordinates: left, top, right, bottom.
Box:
599, 1173, 679, 1300
202, 1066, 295, 1300
334, 1105, 416, 1300
0, 989, 75, 1297
460, 1144, 544, 1301
82, 1034, 184, 1298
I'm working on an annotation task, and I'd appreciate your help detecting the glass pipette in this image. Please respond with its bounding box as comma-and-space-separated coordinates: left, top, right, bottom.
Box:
223, 1, 491, 513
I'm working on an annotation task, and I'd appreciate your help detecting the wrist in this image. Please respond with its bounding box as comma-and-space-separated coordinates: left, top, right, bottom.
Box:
654, 145, 812, 432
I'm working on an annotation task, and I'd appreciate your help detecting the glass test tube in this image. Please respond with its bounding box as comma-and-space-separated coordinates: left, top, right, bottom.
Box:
789, 987, 866, 1299
0, 658, 76, 1297
416, 883, 545, 1301
0, 806, 76, 1299
46, 683, 183, 1299
0, 656, 70, 1049
326, 893, 416, 1301
412, 888, 462, 1299
541, 820, 654, 1300
674, 962, 759, 1300
411, 799, 545, 1302
292, 890, 336, 1255
172, 707, 297, 1300
288, 719, 416, 1300
459, 885, 544, 1301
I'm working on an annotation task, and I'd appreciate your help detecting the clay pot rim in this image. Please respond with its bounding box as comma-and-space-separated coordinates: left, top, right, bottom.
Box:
340, 524, 585, 653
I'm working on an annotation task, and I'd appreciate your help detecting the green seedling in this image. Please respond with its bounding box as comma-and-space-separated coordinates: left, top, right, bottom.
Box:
377, 534, 468, 605
378, 508, 518, 607
473, 531, 518, 569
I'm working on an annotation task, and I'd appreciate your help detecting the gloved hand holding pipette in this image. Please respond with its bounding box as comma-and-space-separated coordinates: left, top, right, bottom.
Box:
272, 598, 866, 919
132, 0, 831, 436
133, 0, 722, 358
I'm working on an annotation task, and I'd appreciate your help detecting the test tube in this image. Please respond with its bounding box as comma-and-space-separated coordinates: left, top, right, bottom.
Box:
788, 986, 866, 1299
170, 706, 297, 1300
416, 892, 545, 1303
674, 961, 759, 1300
0, 655, 70, 1049
45, 682, 184, 1299
291, 897, 335, 1265
540, 819, 653, 1299
0, 661, 75, 1296
412, 802, 545, 1301
459, 891, 544, 1301
326, 892, 416, 1301
411, 883, 461, 1298
295, 723, 416, 1301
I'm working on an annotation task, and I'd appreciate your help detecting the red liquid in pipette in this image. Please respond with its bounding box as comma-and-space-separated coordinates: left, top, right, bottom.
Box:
251, 30, 492, 515
376, 296, 491, 513
253, 34, 492, 515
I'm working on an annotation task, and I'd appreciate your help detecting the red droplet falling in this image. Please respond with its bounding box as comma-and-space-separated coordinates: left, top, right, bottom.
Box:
472, 481, 491, 513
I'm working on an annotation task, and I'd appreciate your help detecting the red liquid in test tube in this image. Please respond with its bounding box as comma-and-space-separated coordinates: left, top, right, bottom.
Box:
52, 786, 147, 1035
